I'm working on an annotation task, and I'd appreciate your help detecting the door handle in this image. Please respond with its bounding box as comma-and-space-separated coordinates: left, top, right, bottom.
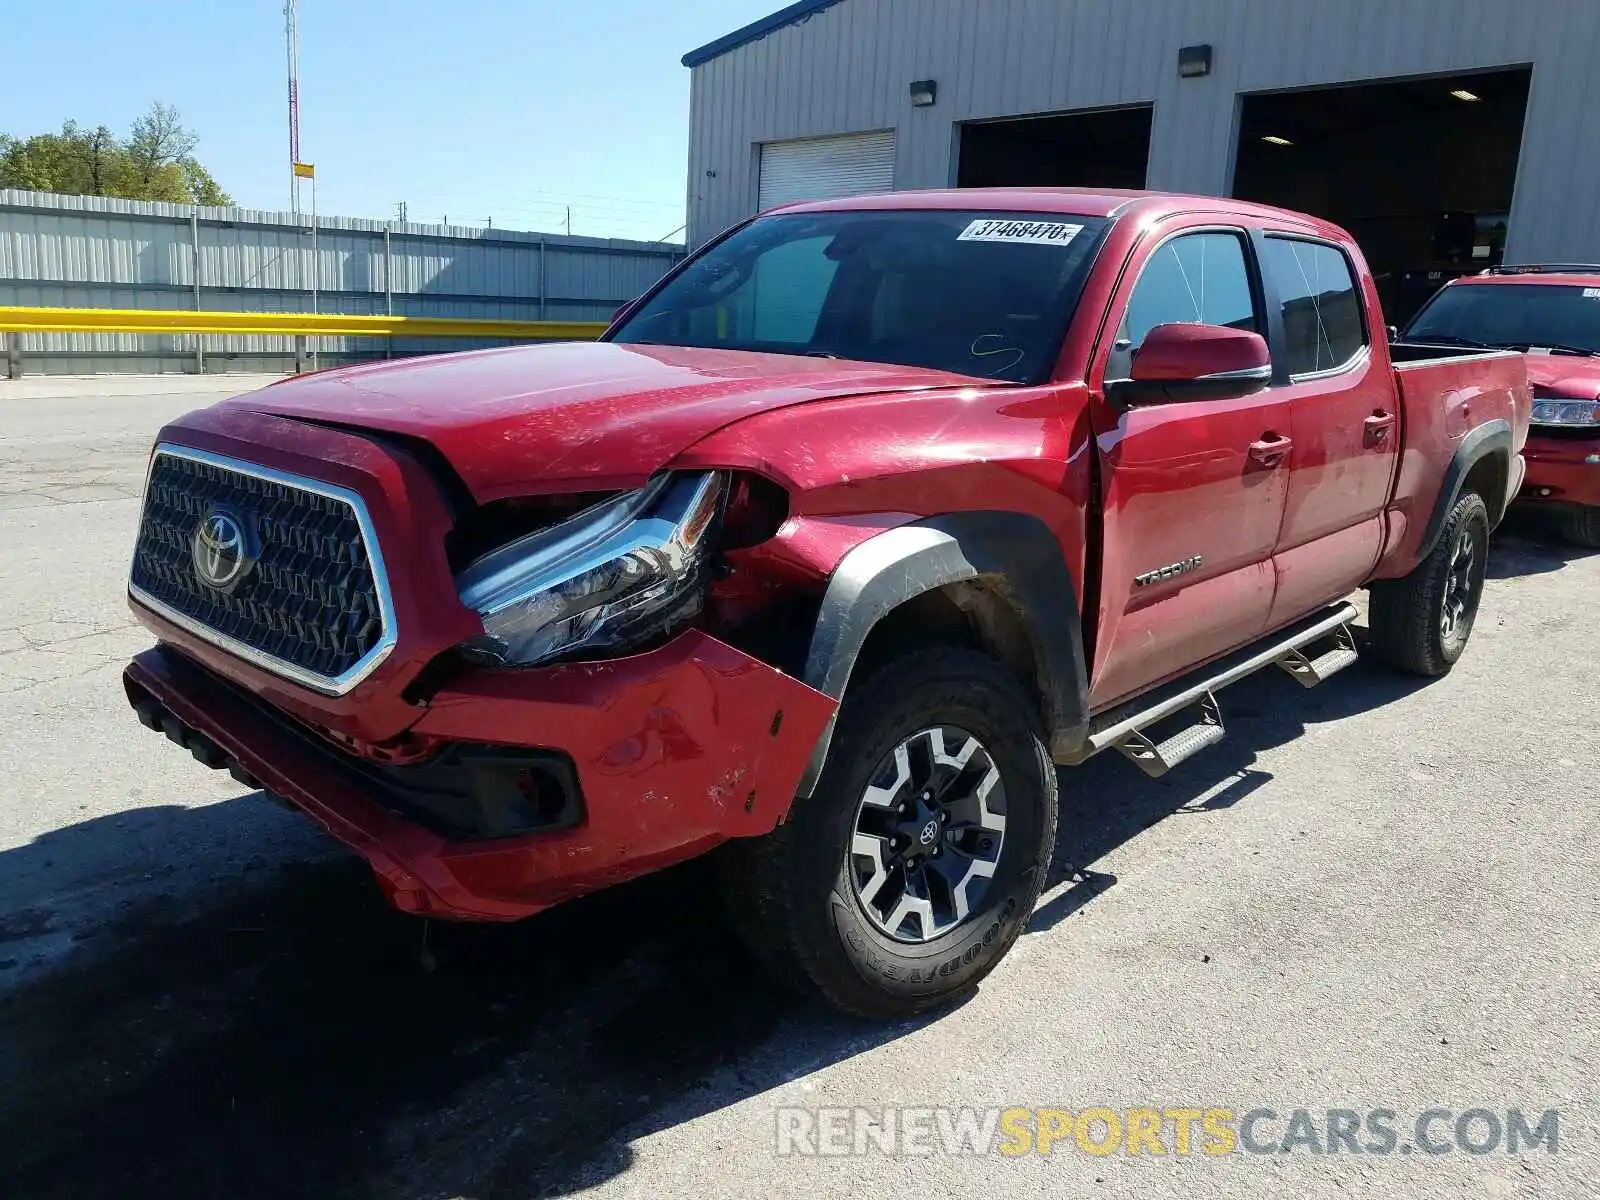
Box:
1248, 433, 1293, 467
1364, 411, 1397, 445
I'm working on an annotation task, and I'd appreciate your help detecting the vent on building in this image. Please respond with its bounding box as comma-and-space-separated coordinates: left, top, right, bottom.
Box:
757, 130, 897, 211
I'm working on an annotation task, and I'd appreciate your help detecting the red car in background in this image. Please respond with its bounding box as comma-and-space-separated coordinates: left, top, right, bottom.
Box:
1404, 265, 1600, 546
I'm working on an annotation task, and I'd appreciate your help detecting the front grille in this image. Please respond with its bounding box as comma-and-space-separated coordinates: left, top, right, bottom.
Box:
130, 446, 393, 692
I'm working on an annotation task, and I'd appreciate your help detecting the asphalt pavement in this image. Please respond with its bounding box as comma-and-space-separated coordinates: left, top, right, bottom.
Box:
0, 373, 1595, 1200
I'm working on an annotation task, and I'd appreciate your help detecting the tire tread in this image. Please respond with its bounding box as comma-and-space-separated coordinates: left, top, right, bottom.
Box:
1560, 506, 1600, 549
1368, 490, 1489, 677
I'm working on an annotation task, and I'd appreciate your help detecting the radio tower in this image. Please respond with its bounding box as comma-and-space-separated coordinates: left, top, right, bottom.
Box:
285, 0, 302, 213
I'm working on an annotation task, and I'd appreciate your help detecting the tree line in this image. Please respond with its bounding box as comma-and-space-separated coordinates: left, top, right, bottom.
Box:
0, 103, 233, 206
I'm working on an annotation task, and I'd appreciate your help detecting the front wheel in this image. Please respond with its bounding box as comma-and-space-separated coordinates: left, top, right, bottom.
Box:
1368, 490, 1490, 677
721, 647, 1057, 1018
1558, 505, 1600, 550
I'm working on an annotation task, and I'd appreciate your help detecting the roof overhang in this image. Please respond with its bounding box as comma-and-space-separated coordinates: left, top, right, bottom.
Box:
682, 0, 847, 68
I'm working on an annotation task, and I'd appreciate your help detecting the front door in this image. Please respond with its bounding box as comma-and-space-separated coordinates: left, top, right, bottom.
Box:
1255, 235, 1401, 625
1088, 223, 1293, 709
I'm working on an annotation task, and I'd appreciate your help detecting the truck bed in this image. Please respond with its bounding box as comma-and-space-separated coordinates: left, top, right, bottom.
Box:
1373, 344, 1529, 578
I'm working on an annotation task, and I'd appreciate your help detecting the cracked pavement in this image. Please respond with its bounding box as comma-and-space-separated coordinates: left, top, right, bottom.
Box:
0, 374, 1596, 1200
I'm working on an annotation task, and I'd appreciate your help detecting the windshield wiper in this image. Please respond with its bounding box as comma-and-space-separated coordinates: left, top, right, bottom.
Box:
1407, 333, 1600, 357
1404, 333, 1494, 348
1512, 341, 1600, 357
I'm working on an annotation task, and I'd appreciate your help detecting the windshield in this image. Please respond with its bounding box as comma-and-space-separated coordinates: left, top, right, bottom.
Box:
609, 210, 1109, 385
1405, 283, 1600, 354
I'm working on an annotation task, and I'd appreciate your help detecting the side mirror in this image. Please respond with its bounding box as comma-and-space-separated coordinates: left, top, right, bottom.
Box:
1110, 323, 1273, 404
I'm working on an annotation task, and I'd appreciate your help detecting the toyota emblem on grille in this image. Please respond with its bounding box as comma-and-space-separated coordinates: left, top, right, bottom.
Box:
191, 510, 252, 592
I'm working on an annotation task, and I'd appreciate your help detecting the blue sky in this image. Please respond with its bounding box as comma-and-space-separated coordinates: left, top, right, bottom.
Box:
7, 0, 778, 242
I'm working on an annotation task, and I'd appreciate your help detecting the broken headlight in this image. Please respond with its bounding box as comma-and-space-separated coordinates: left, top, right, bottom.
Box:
456, 472, 724, 667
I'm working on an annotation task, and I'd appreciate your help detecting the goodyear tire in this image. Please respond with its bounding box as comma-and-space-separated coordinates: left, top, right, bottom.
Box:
721, 646, 1057, 1018
1368, 490, 1490, 677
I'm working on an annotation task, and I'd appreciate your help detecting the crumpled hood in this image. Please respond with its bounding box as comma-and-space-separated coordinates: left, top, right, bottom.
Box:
231, 341, 986, 501
1523, 353, 1600, 399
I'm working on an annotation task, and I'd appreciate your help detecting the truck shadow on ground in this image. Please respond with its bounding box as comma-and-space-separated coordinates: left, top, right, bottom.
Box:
1488, 514, 1596, 579
1032, 646, 1431, 931
0, 648, 1431, 1200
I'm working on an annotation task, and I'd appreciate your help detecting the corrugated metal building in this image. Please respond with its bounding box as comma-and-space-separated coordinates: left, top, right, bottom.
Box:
683, 0, 1600, 315
0, 190, 685, 374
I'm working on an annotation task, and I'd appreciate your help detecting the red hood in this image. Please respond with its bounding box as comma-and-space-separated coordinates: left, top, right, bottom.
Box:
1523, 353, 1600, 399
230, 342, 985, 501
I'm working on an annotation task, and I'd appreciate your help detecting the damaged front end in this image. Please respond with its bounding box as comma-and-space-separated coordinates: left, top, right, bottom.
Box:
126, 628, 836, 921
124, 413, 836, 922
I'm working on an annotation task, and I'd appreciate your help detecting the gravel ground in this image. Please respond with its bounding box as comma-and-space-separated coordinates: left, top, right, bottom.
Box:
0, 374, 1594, 1200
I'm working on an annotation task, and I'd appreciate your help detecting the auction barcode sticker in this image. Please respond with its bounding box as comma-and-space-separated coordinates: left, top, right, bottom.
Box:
958, 219, 1084, 247
1583, 288, 1600, 298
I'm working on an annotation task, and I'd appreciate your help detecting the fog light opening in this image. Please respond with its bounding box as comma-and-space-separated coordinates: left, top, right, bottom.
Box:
516, 767, 572, 826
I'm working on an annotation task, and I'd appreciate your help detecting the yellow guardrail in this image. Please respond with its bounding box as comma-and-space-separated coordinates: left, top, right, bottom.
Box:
0, 306, 610, 340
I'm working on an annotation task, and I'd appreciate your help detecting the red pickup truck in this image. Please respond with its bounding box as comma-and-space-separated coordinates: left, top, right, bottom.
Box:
123, 189, 1529, 1017
1403, 264, 1600, 546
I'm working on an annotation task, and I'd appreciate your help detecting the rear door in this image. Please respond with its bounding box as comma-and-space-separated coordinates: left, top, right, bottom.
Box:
1088, 222, 1293, 709
1256, 235, 1401, 626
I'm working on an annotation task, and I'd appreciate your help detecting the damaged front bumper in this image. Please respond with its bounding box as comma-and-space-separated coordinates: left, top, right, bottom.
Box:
125, 632, 837, 921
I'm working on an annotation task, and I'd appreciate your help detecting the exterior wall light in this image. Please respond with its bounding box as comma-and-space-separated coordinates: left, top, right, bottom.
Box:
1178, 45, 1213, 78
909, 80, 938, 107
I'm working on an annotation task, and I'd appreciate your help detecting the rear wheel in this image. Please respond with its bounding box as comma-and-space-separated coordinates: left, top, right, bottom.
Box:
1558, 505, 1600, 549
1368, 490, 1490, 677
721, 646, 1057, 1018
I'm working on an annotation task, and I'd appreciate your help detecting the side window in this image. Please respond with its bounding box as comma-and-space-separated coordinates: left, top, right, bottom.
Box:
1121, 231, 1260, 352
1260, 238, 1368, 375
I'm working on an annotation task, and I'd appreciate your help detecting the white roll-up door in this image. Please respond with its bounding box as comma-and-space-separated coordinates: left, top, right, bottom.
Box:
758, 130, 897, 211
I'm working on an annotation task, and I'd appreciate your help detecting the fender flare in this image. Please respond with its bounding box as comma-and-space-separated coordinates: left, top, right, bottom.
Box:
1417, 418, 1514, 561
794, 511, 1090, 797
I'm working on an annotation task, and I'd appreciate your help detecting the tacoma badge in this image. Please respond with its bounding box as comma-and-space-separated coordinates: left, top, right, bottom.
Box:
1135, 555, 1203, 588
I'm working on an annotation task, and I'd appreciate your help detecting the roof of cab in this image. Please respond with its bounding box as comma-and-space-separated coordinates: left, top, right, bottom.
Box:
762, 187, 1348, 237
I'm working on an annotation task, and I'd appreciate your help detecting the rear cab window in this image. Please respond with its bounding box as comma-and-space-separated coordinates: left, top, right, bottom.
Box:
1259, 238, 1369, 376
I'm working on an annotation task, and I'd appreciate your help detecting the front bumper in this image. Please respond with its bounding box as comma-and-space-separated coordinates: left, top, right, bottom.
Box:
1518, 434, 1600, 509
126, 634, 836, 921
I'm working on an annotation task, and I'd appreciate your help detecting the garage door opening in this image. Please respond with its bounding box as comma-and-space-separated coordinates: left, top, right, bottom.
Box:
1233, 68, 1532, 322
957, 106, 1152, 191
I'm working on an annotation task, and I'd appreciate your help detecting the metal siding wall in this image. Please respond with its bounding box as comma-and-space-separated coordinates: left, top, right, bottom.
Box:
0, 190, 685, 374
686, 0, 1600, 264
